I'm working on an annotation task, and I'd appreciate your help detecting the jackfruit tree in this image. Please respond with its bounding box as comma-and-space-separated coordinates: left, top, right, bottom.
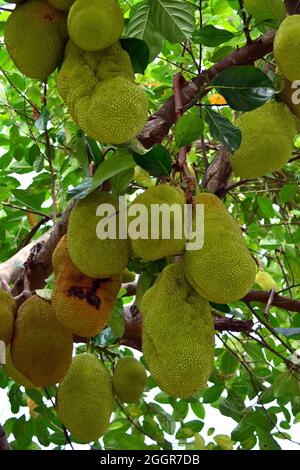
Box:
0, 0, 300, 454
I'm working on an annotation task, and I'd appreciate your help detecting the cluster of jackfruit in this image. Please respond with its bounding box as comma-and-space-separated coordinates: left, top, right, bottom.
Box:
4, 0, 148, 144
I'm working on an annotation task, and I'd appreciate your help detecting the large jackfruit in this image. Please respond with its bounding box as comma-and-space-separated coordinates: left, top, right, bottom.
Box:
48, 0, 75, 11
4, 345, 36, 389
57, 353, 114, 443
112, 356, 147, 403
128, 185, 186, 261
183, 193, 256, 304
52, 235, 121, 337
57, 41, 148, 144
230, 101, 296, 178
0, 288, 16, 344
68, 0, 124, 52
141, 263, 214, 398
274, 15, 300, 82
11, 296, 73, 387
4, 0, 68, 80
67, 191, 131, 278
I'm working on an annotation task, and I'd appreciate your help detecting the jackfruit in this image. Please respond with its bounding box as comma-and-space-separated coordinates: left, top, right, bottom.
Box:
57, 41, 148, 144
274, 15, 300, 82
255, 271, 278, 291
279, 77, 300, 121
0, 288, 16, 344
56, 353, 114, 443
128, 185, 186, 261
230, 101, 296, 178
52, 235, 121, 337
4, 345, 36, 389
48, 0, 75, 11
112, 356, 147, 403
141, 263, 214, 398
68, 0, 124, 52
67, 191, 131, 278
4, 0, 68, 80
183, 193, 256, 304
11, 296, 73, 387
121, 268, 136, 284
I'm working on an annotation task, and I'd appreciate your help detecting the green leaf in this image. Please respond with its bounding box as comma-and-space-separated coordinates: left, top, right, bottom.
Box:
108, 301, 125, 338
150, 0, 195, 43
121, 38, 150, 74
133, 144, 172, 177
244, 0, 286, 23
205, 108, 241, 153
211, 66, 275, 111
11, 189, 46, 212
190, 401, 205, 419
90, 149, 136, 192
257, 196, 276, 218
257, 430, 281, 450
192, 25, 236, 47
126, 1, 164, 61
110, 168, 134, 196
174, 108, 204, 148
274, 327, 300, 338
279, 183, 298, 203
103, 431, 147, 450
221, 351, 239, 375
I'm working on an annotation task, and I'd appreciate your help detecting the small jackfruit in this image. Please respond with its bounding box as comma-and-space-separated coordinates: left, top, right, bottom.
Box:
141, 263, 214, 398
48, 0, 75, 11
11, 296, 73, 387
3, 344, 36, 389
112, 356, 147, 403
183, 193, 256, 304
67, 191, 131, 278
4, 0, 68, 80
57, 353, 114, 443
230, 101, 296, 178
52, 235, 121, 337
128, 185, 186, 261
0, 288, 16, 344
57, 41, 148, 144
255, 271, 278, 291
68, 0, 124, 51
274, 15, 300, 82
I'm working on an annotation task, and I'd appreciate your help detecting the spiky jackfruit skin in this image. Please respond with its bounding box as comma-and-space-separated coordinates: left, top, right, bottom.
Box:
57, 41, 148, 144
274, 15, 300, 81
48, 0, 75, 11
128, 185, 186, 261
183, 193, 256, 304
67, 191, 131, 278
68, 0, 124, 52
0, 289, 16, 344
4, 0, 68, 80
52, 235, 121, 337
141, 263, 214, 398
11, 296, 73, 387
112, 357, 147, 403
57, 353, 114, 443
4, 345, 36, 389
230, 101, 296, 178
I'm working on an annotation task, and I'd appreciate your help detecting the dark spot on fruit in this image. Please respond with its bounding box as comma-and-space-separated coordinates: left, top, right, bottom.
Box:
86, 290, 101, 309
68, 286, 85, 300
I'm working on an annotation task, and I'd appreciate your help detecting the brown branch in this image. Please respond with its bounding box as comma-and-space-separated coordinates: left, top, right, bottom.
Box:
0, 424, 11, 451
242, 290, 300, 313
138, 30, 275, 149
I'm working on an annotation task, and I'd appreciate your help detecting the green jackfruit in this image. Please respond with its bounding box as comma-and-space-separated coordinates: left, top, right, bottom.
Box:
67, 191, 131, 278
57, 41, 148, 144
4, 345, 36, 389
0, 288, 16, 344
11, 296, 73, 387
57, 353, 114, 443
68, 0, 124, 51
230, 101, 296, 178
52, 235, 121, 337
183, 193, 256, 304
128, 185, 186, 261
141, 263, 214, 398
4, 0, 68, 80
112, 356, 147, 403
48, 0, 75, 11
274, 15, 300, 81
